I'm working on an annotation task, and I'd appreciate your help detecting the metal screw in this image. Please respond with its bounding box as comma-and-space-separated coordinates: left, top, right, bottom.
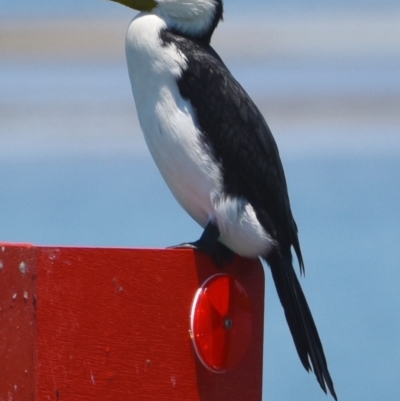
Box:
224, 317, 233, 330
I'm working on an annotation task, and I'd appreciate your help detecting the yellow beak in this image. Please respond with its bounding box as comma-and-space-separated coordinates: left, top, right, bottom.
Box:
109, 0, 157, 11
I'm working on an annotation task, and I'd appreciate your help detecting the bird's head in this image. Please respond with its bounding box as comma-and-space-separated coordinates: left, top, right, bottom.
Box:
109, 0, 223, 43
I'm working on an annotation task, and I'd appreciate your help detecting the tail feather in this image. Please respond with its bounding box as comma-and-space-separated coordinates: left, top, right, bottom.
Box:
267, 249, 337, 400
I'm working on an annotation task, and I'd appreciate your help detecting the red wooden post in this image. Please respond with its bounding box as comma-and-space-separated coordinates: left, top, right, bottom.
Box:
0, 244, 264, 400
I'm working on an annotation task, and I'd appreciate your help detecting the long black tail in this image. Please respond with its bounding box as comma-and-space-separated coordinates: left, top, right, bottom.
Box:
267, 249, 337, 400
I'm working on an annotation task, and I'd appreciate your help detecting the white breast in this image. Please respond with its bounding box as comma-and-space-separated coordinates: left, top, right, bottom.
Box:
125, 13, 222, 227
125, 13, 274, 258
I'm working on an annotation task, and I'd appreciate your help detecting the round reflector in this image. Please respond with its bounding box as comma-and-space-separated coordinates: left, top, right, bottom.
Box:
190, 273, 253, 372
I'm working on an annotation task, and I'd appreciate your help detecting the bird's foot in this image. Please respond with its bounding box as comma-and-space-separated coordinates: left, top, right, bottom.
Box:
168, 221, 234, 267
168, 242, 199, 250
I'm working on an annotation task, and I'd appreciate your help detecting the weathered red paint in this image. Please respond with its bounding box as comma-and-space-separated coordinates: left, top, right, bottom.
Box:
0, 244, 37, 400
0, 244, 264, 401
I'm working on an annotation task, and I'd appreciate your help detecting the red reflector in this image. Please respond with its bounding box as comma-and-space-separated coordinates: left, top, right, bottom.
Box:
190, 274, 253, 372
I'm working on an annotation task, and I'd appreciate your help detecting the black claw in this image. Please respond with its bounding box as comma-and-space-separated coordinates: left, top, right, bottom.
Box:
168, 221, 235, 267
168, 242, 198, 250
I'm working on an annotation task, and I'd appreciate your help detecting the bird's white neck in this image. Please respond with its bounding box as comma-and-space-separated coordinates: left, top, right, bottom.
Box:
153, 0, 218, 40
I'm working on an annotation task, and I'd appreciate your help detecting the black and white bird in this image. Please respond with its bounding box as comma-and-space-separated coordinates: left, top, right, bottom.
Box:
108, 0, 337, 398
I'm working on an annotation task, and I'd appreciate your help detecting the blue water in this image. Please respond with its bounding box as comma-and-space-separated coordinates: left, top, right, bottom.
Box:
2, 0, 399, 18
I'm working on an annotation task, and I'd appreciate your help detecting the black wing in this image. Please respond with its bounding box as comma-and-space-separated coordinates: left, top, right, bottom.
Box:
164, 32, 300, 258
161, 30, 337, 400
